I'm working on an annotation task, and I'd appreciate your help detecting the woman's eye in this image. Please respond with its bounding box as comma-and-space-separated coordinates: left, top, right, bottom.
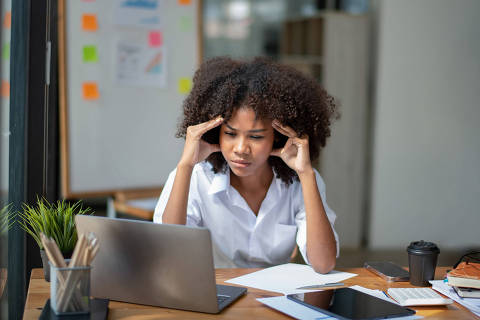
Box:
250, 135, 264, 140
225, 132, 236, 136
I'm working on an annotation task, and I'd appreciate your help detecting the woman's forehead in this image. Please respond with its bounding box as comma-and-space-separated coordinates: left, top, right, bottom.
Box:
225, 107, 272, 130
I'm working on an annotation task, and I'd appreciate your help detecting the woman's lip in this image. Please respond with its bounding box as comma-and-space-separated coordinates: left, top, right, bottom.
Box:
231, 160, 251, 167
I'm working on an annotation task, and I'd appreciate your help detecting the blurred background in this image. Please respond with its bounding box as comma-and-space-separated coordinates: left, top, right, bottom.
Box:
1, 0, 480, 318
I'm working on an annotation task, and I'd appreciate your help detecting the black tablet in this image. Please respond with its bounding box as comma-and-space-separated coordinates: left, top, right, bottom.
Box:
287, 287, 415, 320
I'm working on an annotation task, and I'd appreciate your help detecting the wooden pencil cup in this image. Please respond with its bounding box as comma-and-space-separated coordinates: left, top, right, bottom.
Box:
50, 262, 91, 315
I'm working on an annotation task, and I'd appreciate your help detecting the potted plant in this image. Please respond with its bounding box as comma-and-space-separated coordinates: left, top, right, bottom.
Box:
17, 198, 92, 281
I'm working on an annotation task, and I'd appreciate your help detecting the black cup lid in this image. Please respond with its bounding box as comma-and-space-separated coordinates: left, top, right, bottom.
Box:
407, 240, 440, 255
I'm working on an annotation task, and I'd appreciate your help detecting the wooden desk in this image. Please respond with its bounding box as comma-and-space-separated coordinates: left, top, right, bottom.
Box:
23, 267, 478, 319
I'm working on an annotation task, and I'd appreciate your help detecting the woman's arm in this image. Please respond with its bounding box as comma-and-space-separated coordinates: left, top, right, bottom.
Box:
298, 169, 337, 274
271, 120, 336, 273
162, 117, 223, 225
161, 164, 194, 224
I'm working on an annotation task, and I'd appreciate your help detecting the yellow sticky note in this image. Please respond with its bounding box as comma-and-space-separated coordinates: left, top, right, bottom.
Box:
178, 78, 192, 94
1, 80, 10, 98
82, 82, 99, 100
82, 14, 98, 31
3, 11, 11, 29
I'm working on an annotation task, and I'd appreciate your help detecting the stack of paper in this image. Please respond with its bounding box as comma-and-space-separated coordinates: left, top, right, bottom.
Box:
430, 280, 480, 317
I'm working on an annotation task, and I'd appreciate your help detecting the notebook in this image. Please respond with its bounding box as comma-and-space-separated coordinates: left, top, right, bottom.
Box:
75, 215, 246, 314
447, 262, 480, 289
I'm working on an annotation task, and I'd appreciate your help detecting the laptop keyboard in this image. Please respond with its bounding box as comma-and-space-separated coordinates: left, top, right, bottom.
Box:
217, 294, 231, 305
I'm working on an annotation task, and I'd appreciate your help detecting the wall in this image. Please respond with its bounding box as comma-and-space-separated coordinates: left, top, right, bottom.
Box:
369, 0, 480, 249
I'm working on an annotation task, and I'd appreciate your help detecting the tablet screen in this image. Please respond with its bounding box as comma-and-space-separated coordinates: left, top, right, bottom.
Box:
287, 288, 415, 319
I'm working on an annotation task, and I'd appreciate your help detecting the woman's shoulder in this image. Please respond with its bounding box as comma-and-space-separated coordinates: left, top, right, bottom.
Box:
190, 161, 218, 185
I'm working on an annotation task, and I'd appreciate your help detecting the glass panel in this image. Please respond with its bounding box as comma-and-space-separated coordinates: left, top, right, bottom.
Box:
0, 0, 11, 318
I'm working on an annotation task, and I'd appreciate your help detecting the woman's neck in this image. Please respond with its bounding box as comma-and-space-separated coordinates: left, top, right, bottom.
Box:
230, 165, 273, 194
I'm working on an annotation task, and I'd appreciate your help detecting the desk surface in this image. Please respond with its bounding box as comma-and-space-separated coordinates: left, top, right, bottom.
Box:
24, 267, 478, 319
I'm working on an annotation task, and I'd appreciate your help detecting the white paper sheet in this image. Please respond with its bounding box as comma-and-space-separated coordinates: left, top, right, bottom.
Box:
226, 263, 357, 294
256, 286, 422, 320
256, 296, 337, 320
430, 280, 480, 317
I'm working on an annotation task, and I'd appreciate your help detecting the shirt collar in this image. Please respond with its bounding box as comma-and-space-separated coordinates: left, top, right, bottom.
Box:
207, 167, 285, 196
208, 169, 230, 195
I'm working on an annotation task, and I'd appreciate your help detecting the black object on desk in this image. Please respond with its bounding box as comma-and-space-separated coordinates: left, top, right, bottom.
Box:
39, 298, 109, 320
287, 288, 415, 319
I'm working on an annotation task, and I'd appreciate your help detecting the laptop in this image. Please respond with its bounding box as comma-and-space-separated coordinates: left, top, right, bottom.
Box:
75, 215, 247, 314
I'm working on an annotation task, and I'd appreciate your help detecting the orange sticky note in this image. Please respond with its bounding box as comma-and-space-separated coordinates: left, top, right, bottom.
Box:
148, 31, 162, 47
1, 80, 10, 98
178, 0, 191, 5
82, 82, 99, 100
3, 11, 11, 29
82, 14, 98, 31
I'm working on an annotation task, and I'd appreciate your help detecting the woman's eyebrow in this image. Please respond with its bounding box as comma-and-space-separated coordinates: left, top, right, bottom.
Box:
225, 123, 267, 133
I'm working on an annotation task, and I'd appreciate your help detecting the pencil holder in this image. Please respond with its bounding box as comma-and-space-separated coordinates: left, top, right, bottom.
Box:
49, 262, 91, 315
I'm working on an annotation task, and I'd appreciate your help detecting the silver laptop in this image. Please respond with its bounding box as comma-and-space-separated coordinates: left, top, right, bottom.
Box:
75, 215, 247, 313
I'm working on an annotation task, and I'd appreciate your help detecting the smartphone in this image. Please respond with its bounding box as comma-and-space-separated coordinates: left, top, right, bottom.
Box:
364, 261, 410, 282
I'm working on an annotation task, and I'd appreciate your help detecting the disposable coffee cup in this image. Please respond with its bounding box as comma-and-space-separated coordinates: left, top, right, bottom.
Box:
407, 240, 440, 286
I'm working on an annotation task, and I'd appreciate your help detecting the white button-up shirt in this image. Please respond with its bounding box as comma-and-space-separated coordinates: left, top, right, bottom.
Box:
153, 161, 339, 268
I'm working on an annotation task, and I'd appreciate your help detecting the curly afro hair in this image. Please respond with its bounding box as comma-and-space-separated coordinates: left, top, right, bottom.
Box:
177, 56, 337, 184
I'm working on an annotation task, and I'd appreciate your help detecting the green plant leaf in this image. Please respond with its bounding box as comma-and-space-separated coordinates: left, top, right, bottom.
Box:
16, 197, 93, 253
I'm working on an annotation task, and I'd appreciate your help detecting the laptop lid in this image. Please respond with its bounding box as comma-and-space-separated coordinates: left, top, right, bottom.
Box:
75, 215, 221, 313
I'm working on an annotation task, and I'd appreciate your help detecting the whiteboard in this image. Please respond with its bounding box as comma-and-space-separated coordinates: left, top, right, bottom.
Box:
59, 0, 201, 198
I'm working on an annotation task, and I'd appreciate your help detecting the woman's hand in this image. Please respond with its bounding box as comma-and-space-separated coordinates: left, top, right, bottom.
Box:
270, 120, 313, 176
179, 117, 223, 168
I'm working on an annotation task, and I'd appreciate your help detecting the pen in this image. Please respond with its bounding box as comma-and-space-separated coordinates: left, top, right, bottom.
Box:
296, 282, 344, 290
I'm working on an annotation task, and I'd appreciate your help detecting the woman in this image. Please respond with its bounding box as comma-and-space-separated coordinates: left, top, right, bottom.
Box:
154, 57, 338, 273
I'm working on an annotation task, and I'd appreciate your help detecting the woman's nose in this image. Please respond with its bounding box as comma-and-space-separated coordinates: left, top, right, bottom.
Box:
233, 137, 249, 154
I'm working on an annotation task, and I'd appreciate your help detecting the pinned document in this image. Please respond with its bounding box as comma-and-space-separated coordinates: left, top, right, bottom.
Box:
82, 82, 99, 100
82, 14, 98, 31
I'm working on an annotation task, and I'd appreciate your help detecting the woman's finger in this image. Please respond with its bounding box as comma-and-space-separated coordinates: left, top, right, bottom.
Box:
270, 148, 282, 157
191, 116, 223, 136
292, 135, 309, 147
272, 120, 297, 138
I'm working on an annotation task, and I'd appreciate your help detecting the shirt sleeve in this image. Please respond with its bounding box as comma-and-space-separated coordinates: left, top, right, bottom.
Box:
153, 166, 203, 226
294, 169, 340, 265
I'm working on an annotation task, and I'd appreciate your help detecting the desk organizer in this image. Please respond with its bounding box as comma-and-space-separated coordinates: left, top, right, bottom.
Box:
50, 262, 91, 315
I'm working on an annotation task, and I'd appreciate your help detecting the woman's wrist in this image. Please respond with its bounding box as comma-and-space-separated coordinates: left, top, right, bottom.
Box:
297, 166, 315, 181
177, 160, 195, 172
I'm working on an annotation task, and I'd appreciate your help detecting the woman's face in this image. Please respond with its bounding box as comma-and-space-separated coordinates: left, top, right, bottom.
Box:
219, 107, 274, 178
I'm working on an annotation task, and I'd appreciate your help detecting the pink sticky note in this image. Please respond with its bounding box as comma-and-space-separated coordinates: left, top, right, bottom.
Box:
148, 31, 162, 47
